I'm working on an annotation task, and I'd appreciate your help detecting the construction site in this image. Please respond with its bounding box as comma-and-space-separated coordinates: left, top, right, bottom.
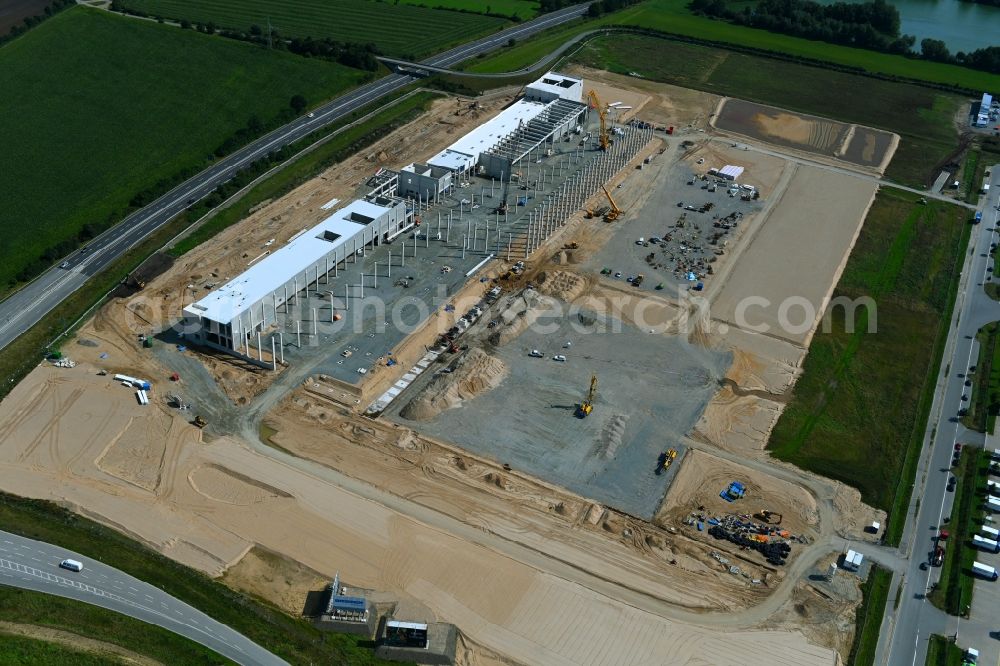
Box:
0, 68, 893, 665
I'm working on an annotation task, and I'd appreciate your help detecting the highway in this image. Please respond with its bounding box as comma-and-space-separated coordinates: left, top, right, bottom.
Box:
879, 166, 1000, 666
0, 530, 286, 665
0, 2, 592, 355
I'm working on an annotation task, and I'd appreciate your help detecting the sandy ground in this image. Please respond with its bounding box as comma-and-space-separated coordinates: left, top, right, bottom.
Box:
709, 164, 877, 347
0, 621, 161, 666
221, 546, 327, 616
0, 75, 892, 665
0, 364, 839, 666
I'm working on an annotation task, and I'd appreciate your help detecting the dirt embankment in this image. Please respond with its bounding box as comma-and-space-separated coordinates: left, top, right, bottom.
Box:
400, 348, 507, 421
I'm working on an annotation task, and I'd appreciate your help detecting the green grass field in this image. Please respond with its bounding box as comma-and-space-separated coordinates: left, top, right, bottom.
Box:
118, 0, 507, 57
0, 631, 130, 666
928, 448, 985, 616
926, 634, 967, 666
0, 589, 232, 664
962, 322, 1000, 433
397, 0, 538, 18
0, 7, 363, 292
767, 189, 970, 544
468, 0, 1000, 91
847, 565, 892, 666
571, 34, 963, 186
0, 493, 402, 665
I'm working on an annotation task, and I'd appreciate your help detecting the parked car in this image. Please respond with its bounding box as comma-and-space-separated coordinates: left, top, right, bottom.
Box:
528, 350, 543, 358
552, 355, 567, 362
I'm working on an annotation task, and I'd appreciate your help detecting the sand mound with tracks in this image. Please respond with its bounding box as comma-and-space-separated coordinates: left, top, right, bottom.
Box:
535, 270, 588, 302
400, 348, 507, 421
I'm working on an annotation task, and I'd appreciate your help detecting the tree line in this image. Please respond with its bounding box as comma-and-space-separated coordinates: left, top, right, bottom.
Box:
588, 0, 646, 17
689, 0, 1000, 74
1, 0, 74, 46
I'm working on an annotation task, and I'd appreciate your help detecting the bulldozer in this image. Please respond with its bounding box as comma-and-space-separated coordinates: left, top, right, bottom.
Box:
601, 185, 623, 222
756, 509, 782, 525
576, 374, 597, 418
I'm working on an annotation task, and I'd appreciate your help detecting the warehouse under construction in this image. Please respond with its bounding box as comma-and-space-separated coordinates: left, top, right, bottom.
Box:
182, 72, 652, 371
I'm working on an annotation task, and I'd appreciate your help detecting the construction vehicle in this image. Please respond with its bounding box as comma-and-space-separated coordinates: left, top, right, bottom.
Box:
576, 374, 597, 417
193, 416, 207, 428
756, 509, 783, 525
720, 481, 746, 502
656, 449, 678, 475
587, 89, 612, 151
601, 185, 623, 222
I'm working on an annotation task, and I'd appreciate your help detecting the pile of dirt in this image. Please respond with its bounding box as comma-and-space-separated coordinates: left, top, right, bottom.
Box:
535, 270, 587, 302
400, 348, 507, 421
488, 289, 553, 346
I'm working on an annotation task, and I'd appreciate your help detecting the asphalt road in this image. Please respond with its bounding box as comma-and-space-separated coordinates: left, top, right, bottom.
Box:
0, 2, 591, 355
0, 529, 286, 665
880, 167, 1000, 666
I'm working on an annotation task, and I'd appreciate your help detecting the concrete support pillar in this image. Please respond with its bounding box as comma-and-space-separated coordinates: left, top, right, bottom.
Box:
312, 308, 317, 336
296, 320, 301, 348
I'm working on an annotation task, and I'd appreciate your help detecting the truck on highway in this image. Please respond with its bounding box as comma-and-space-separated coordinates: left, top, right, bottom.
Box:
972, 561, 998, 580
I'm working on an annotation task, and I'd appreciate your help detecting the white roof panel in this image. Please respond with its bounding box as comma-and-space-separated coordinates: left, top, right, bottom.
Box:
430, 99, 549, 171
428, 148, 474, 172
185, 199, 389, 325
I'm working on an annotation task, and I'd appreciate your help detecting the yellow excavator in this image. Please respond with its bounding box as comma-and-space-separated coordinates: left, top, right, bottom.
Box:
576, 374, 597, 417
601, 185, 623, 222
587, 89, 611, 151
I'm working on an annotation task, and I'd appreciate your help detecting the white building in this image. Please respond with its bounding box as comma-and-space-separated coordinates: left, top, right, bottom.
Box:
523, 72, 583, 104
182, 197, 411, 357
427, 71, 587, 179
841, 549, 864, 571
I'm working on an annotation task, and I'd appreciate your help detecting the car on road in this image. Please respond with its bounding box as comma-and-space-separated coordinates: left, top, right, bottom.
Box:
552, 354, 566, 362
59, 559, 83, 572
59, 261, 70, 269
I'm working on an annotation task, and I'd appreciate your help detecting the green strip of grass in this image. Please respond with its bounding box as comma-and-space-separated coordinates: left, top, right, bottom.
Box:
847, 565, 892, 666
926, 634, 967, 666
767, 189, 970, 546
0, 589, 232, 665
961, 322, 1000, 434
170, 91, 440, 257
928, 448, 986, 615
0, 493, 404, 665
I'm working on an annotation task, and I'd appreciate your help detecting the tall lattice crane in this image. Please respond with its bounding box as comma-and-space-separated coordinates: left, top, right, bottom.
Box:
576, 374, 597, 417
586, 89, 611, 151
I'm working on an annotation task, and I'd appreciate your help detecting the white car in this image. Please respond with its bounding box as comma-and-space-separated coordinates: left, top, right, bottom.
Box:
552, 355, 567, 362
59, 559, 83, 572
528, 349, 543, 358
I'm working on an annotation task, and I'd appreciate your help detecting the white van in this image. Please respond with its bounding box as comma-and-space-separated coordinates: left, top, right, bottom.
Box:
59, 559, 83, 572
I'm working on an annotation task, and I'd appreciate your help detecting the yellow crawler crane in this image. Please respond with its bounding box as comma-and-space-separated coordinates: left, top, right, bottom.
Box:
576, 374, 597, 417
601, 185, 623, 222
587, 89, 611, 151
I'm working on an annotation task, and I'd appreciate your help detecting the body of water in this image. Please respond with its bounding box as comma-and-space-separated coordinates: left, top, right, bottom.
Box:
814, 0, 1000, 54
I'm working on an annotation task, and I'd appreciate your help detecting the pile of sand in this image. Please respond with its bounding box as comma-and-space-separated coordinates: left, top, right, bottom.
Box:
400, 348, 507, 421
535, 270, 588, 302
489, 289, 554, 346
